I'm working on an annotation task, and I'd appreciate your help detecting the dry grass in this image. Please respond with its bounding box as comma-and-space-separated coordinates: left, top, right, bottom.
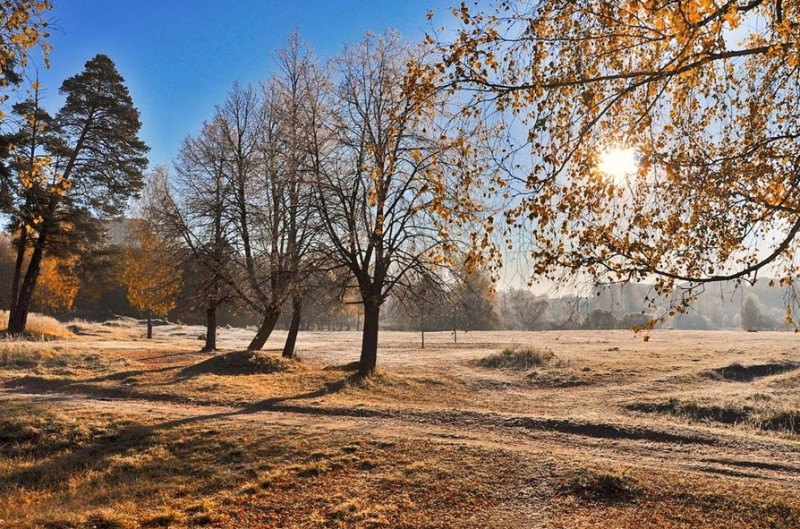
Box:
561, 467, 640, 503
477, 346, 557, 369
0, 310, 73, 340
0, 402, 523, 529
627, 396, 800, 435
2, 327, 800, 527
2, 401, 799, 529
0, 342, 138, 377
624, 358, 800, 436
179, 349, 304, 377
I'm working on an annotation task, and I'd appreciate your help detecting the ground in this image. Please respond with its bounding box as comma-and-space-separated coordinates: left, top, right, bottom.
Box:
1, 320, 800, 528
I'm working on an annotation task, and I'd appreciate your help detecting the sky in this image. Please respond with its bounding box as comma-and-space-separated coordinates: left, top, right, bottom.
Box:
33, 0, 453, 169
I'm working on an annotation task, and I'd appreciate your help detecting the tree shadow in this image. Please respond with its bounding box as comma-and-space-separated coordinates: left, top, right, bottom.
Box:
1, 372, 378, 493
139, 350, 209, 361
85, 365, 182, 383
1, 409, 243, 492
242, 373, 364, 411
2, 376, 194, 404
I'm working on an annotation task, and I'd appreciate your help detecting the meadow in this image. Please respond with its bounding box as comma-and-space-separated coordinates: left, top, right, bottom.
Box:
2, 320, 799, 528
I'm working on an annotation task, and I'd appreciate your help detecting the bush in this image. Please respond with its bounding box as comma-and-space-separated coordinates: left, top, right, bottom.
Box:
619, 312, 652, 330
477, 347, 556, 369
583, 309, 617, 330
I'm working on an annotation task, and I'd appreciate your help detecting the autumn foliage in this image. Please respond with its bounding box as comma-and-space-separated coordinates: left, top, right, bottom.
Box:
34, 255, 80, 312
432, 0, 800, 321
122, 223, 181, 321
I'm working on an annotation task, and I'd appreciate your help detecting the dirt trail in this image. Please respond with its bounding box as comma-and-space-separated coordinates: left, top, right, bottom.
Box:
5, 324, 800, 529
5, 384, 800, 487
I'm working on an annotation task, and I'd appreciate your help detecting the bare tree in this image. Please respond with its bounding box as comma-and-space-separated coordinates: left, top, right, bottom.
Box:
165, 35, 329, 354
316, 32, 485, 376
169, 120, 236, 352
270, 33, 330, 358
499, 288, 549, 330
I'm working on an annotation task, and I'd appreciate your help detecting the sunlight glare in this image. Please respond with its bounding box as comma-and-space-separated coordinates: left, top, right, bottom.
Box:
597, 147, 638, 182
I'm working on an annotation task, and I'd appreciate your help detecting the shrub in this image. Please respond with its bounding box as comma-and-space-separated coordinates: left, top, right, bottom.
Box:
582, 309, 617, 330
477, 347, 556, 369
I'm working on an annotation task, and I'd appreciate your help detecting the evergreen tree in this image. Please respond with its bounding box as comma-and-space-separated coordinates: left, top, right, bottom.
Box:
3, 54, 148, 334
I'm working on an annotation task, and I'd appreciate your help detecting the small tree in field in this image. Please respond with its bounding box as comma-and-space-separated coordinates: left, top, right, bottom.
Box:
741, 294, 770, 331
34, 255, 80, 313
122, 170, 181, 338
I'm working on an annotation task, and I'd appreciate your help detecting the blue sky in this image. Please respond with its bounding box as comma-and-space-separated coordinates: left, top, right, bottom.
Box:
34, 0, 452, 169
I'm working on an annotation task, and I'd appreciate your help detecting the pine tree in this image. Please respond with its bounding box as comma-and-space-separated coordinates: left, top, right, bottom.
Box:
4, 54, 148, 334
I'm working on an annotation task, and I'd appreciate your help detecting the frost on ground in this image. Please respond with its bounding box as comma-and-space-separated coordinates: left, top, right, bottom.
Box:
1, 324, 799, 528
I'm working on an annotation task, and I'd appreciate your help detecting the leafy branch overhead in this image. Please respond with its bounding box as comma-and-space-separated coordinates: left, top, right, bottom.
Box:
431, 0, 800, 322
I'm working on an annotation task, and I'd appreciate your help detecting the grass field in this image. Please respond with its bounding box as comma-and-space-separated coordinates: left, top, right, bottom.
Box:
2, 322, 800, 528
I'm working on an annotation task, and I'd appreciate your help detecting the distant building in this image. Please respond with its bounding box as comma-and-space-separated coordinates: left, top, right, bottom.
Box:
104, 218, 143, 247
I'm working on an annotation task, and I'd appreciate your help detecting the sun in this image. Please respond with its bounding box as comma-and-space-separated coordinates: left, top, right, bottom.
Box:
597, 147, 638, 182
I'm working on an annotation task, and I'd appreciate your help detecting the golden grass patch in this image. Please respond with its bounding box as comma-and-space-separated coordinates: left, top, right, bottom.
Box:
0, 310, 73, 340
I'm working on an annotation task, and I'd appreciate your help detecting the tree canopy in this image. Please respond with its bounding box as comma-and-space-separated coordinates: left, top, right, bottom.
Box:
2, 54, 148, 334
432, 0, 800, 321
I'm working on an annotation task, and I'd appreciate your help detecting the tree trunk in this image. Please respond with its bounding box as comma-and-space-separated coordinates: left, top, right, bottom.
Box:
202, 305, 217, 352
281, 297, 302, 359
147, 315, 153, 339
9, 225, 27, 311
358, 300, 380, 377
420, 311, 425, 349
248, 306, 280, 350
7, 231, 47, 335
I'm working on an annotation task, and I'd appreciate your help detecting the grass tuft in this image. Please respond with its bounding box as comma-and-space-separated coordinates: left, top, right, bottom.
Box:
140, 510, 185, 528
179, 350, 303, 377
477, 346, 556, 369
563, 468, 639, 503
0, 310, 73, 340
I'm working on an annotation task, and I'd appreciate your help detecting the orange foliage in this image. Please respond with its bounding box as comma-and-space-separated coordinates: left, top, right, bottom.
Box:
34, 255, 80, 312
121, 225, 181, 318
432, 0, 800, 322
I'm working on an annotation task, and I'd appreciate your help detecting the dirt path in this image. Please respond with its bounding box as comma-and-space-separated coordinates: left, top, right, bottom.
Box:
5, 385, 800, 489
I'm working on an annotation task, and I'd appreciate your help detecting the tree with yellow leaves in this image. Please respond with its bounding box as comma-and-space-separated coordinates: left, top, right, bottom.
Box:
433, 1, 800, 321
34, 254, 80, 313
121, 170, 182, 339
